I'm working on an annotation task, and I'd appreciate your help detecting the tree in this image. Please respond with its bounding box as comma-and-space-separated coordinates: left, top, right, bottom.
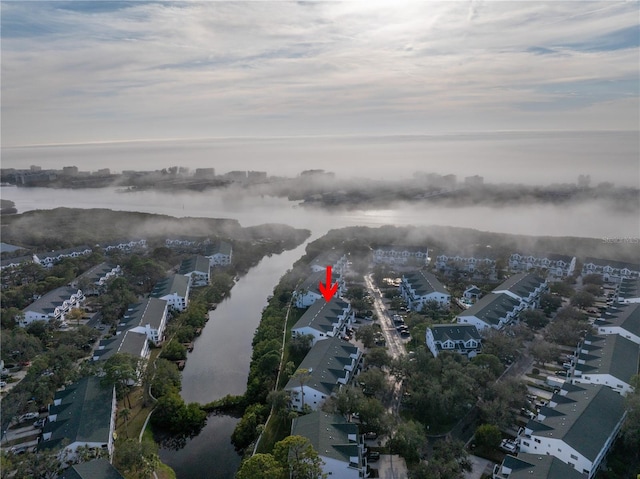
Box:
550, 281, 575, 298
236, 453, 285, 479
273, 435, 326, 479
358, 367, 388, 400
571, 291, 595, 309
291, 369, 312, 411
120, 408, 131, 438
67, 307, 85, 326
530, 341, 559, 366
365, 347, 390, 368
582, 274, 603, 286
101, 353, 141, 408
355, 325, 379, 349
520, 309, 549, 330
114, 439, 159, 479
388, 420, 427, 463
474, 424, 501, 449
160, 340, 187, 361
539, 293, 562, 315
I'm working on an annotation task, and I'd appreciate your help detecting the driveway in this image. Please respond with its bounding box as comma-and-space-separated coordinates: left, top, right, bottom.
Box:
464, 455, 495, 479
373, 454, 408, 479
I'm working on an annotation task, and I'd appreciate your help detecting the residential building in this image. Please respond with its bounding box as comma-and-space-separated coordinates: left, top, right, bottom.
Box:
594, 303, 640, 344
426, 324, 482, 358
93, 330, 150, 366
59, 458, 125, 479
119, 297, 169, 346
463, 285, 482, 301
517, 383, 626, 478
309, 249, 349, 275
399, 271, 450, 311
456, 292, 521, 331
509, 253, 577, 279
435, 251, 497, 275
165, 237, 199, 248
151, 274, 190, 311
492, 273, 548, 310
179, 255, 211, 287
100, 238, 147, 253
570, 334, 639, 395
20, 286, 85, 327
71, 262, 121, 295
372, 246, 430, 266
293, 270, 346, 309
205, 241, 233, 267
34, 245, 93, 268
291, 297, 354, 346
285, 337, 362, 412
617, 278, 640, 304
581, 257, 640, 284
40, 377, 117, 462
493, 453, 587, 479
291, 411, 366, 479
0, 254, 37, 271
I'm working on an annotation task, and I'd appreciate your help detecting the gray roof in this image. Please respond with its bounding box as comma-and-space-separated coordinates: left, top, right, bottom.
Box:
310, 249, 345, 268
95, 330, 147, 361
583, 257, 640, 271
292, 297, 350, 334
285, 336, 360, 396
205, 240, 232, 256
429, 324, 481, 343
500, 453, 585, 479
151, 274, 190, 298
291, 411, 360, 464
618, 278, 640, 301
403, 271, 448, 295
529, 383, 625, 461
299, 270, 340, 296
576, 334, 639, 384
59, 459, 124, 479
493, 273, 545, 299
23, 286, 82, 315
594, 303, 640, 337
41, 377, 114, 448
458, 293, 520, 326
1, 255, 34, 268
76, 262, 118, 284
123, 297, 167, 331
38, 245, 92, 260
179, 255, 210, 275
375, 245, 428, 253
0, 242, 26, 253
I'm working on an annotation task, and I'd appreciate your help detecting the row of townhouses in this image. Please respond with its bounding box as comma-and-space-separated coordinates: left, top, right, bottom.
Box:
508, 253, 577, 279
399, 270, 451, 311
292, 251, 349, 309
372, 246, 430, 266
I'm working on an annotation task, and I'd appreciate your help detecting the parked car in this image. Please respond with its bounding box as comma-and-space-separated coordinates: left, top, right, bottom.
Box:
555, 370, 568, 376
500, 439, 518, 453
367, 451, 380, 462
520, 408, 536, 419
19, 412, 39, 422
33, 418, 46, 428
363, 432, 378, 440
0, 381, 6, 388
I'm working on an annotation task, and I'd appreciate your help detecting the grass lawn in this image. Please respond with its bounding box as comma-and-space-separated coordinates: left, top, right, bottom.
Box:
256, 415, 291, 454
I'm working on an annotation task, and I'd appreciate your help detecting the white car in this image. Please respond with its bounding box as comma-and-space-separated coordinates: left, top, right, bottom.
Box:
20, 412, 39, 422
0, 381, 7, 388
500, 439, 518, 453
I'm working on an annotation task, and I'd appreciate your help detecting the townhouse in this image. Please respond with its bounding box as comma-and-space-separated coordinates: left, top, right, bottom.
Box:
20, 286, 85, 327
426, 324, 482, 358
93, 329, 150, 367
119, 297, 169, 346
570, 334, 639, 396
100, 238, 147, 253
463, 285, 482, 301
291, 411, 366, 479
435, 250, 497, 275
508, 253, 577, 279
39, 377, 117, 462
291, 297, 354, 346
456, 293, 521, 331
59, 458, 125, 479
293, 270, 346, 309
399, 270, 450, 311
617, 278, 640, 304
372, 245, 430, 266
205, 240, 233, 267
594, 303, 640, 345
179, 255, 211, 287
71, 262, 121, 295
151, 274, 190, 311
517, 383, 626, 478
0, 254, 37, 271
492, 272, 548, 310
35, 245, 93, 268
285, 337, 362, 412
309, 249, 349, 275
493, 453, 587, 479
581, 257, 640, 284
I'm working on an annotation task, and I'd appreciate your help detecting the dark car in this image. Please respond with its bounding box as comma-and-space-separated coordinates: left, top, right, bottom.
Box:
368, 451, 380, 462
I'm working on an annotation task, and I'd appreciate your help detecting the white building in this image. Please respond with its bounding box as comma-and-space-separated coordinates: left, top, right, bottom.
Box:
435, 251, 497, 275
100, 238, 147, 253
456, 293, 521, 331
372, 246, 430, 266
285, 337, 362, 412
151, 274, 191, 311
291, 298, 354, 346
293, 270, 346, 309
71, 262, 121, 295
35, 245, 93, 268
508, 253, 577, 279
581, 257, 640, 284
518, 383, 626, 478
399, 270, 450, 311
594, 303, 640, 344
309, 249, 349, 275
492, 272, 548, 310
291, 412, 366, 479
178, 255, 211, 287
617, 278, 640, 304
20, 287, 85, 327
205, 241, 233, 267
426, 324, 482, 358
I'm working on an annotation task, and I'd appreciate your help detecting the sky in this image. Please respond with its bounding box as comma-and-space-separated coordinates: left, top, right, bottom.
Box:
1, 1, 639, 147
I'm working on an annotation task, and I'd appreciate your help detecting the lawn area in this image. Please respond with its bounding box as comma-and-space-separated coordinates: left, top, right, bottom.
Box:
115, 385, 152, 441
256, 415, 292, 454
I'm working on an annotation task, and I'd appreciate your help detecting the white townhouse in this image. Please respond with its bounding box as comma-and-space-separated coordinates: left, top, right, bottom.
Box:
518, 383, 626, 478
372, 245, 430, 266
309, 249, 349, 275
165, 237, 199, 248
463, 285, 483, 301
100, 238, 147, 253
119, 297, 169, 346
35, 245, 93, 268
435, 250, 497, 275
456, 292, 521, 331
594, 303, 640, 344
285, 337, 362, 412
291, 297, 354, 346
509, 253, 577, 279
93, 329, 151, 370
20, 286, 85, 327
581, 257, 640, 284
71, 262, 121, 295
291, 412, 366, 479
492, 272, 548, 310
426, 324, 482, 358
617, 278, 640, 304
570, 334, 639, 396
151, 274, 191, 311
205, 241, 233, 267
178, 255, 211, 287
493, 453, 588, 479
399, 270, 450, 311
293, 270, 347, 309
40, 377, 117, 462
0, 254, 37, 271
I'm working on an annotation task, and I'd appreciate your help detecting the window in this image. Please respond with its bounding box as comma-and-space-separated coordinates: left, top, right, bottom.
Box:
570, 454, 578, 460
534, 438, 541, 444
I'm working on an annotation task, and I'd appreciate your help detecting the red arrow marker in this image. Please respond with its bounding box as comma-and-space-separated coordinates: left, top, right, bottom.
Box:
319, 265, 339, 302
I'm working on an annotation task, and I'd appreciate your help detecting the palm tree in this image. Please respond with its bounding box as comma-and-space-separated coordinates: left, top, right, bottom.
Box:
120, 408, 131, 438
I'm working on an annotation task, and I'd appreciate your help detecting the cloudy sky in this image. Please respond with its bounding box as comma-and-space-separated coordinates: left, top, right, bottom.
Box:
1, 1, 638, 147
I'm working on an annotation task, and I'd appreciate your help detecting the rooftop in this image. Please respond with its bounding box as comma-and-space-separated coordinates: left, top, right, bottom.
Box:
59, 458, 125, 479
205, 240, 232, 256
429, 324, 481, 343
299, 270, 341, 296
458, 292, 520, 326
123, 297, 168, 331
576, 334, 639, 384
292, 297, 350, 334
76, 262, 119, 284
594, 303, 640, 337
22, 286, 82, 315
618, 278, 640, 301
151, 274, 190, 299
291, 411, 359, 464
493, 272, 546, 299
499, 453, 586, 479
178, 255, 210, 275
583, 257, 640, 271
402, 270, 448, 295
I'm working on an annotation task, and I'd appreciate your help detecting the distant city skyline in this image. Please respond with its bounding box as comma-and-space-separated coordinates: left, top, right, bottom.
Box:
1, 1, 638, 147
